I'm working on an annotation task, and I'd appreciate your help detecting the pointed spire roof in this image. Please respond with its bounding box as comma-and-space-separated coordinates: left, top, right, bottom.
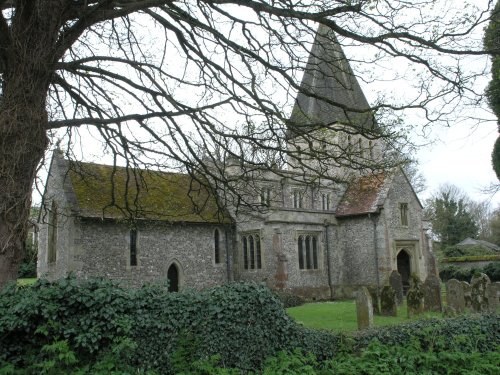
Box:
288, 24, 374, 138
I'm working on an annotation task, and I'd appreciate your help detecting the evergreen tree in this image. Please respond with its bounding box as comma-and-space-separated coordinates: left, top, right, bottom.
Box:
425, 185, 479, 246
485, 1, 500, 180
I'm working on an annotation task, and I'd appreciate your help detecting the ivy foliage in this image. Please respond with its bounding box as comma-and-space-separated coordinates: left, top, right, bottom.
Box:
0, 277, 342, 373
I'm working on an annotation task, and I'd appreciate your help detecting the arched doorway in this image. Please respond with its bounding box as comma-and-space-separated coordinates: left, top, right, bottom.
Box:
397, 250, 411, 294
167, 264, 179, 292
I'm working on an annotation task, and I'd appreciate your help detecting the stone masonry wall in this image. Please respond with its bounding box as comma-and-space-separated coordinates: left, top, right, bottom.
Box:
73, 220, 231, 289
334, 215, 381, 297
382, 170, 429, 282
235, 208, 336, 300
38, 156, 77, 280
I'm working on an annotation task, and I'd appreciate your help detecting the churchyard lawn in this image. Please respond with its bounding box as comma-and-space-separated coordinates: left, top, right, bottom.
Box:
287, 300, 442, 332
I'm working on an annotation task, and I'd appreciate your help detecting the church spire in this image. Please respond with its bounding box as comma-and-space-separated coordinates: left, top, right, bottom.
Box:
288, 24, 374, 137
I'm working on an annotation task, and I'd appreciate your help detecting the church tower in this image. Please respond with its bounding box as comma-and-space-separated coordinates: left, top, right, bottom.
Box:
287, 25, 381, 180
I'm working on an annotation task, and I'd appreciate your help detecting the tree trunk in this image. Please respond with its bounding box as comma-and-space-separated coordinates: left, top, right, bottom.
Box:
0, 102, 48, 288
0, 0, 66, 288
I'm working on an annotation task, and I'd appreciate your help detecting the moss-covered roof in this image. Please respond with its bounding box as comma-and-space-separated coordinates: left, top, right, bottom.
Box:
335, 173, 386, 217
68, 161, 229, 223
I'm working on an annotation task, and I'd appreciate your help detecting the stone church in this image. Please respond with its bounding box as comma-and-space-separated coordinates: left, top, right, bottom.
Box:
38, 26, 436, 299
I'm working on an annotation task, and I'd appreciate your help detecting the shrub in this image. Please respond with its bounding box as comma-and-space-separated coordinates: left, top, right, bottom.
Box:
273, 290, 306, 308
439, 265, 476, 282
442, 245, 496, 258
353, 314, 500, 353
442, 245, 466, 258
17, 261, 36, 278
483, 262, 500, 281
439, 262, 500, 282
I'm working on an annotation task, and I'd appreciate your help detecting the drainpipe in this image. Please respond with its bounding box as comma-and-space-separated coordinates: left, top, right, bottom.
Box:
324, 221, 333, 299
225, 226, 231, 283
370, 213, 381, 290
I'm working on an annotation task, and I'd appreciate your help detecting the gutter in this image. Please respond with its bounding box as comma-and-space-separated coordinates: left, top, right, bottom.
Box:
324, 221, 333, 299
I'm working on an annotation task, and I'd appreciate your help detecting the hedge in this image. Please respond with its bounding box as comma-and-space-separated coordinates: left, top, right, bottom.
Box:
442, 255, 500, 263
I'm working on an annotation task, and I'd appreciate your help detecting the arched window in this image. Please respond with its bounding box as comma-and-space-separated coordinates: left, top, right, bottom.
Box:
298, 234, 319, 270
243, 236, 248, 269
298, 235, 304, 269
47, 201, 58, 264
130, 229, 137, 266
400, 203, 409, 226
322, 193, 330, 211
167, 263, 179, 292
241, 233, 262, 270
214, 229, 221, 264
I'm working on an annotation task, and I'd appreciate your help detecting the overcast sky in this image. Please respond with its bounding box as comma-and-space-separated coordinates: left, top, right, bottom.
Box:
417, 115, 499, 206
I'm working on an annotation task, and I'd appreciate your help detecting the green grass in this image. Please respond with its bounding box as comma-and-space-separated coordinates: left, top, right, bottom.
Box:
287, 300, 442, 333
17, 278, 37, 286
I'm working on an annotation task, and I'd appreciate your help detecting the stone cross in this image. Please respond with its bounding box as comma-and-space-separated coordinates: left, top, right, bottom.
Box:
470, 273, 491, 313
380, 285, 397, 316
423, 274, 442, 312
446, 279, 465, 314
356, 287, 373, 330
389, 270, 404, 305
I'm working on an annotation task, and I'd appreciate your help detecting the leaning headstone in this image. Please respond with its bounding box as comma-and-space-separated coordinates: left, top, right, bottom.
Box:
423, 274, 443, 312
367, 286, 380, 315
407, 274, 424, 317
446, 279, 465, 314
389, 270, 404, 305
356, 287, 373, 330
470, 273, 491, 313
380, 285, 397, 316
486, 282, 500, 313
462, 281, 472, 309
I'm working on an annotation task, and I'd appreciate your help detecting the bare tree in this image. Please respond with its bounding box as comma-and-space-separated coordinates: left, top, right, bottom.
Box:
0, 0, 494, 287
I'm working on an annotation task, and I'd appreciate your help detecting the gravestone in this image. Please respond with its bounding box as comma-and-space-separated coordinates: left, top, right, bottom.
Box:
462, 281, 472, 308
407, 274, 424, 317
446, 279, 465, 314
471, 273, 491, 313
486, 282, 500, 313
389, 270, 404, 305
356, 287, 373, 330
423, 274, 442, 312
380, 285, 397, 316
367, 286, 380, 315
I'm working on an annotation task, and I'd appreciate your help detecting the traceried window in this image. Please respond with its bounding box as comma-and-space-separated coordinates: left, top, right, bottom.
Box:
298, 234, 319, 270
214, 229, 221, 264
400, 203, 409, 226
293, 190, 302, 209
47, 201, 58, 264
260, 187, 271, 207
322, 193, 330, 211
130, 229, 138, 266
241, 233, 262, 270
